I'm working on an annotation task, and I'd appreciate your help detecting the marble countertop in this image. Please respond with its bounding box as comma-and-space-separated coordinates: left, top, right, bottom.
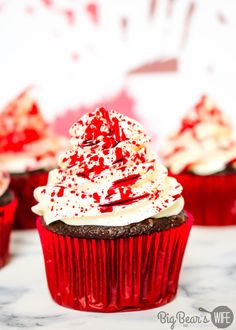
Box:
0, 226, 236, 330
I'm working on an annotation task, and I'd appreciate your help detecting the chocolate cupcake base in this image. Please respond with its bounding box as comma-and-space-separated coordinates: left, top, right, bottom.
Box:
42, 211, 186, 239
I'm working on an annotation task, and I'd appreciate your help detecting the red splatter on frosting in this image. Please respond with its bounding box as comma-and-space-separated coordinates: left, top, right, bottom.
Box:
0, 89, 68, 173
163, 95, 236, 174
33, 108, 183, 226
173, 95, 231, 141
0, 89, 48, 153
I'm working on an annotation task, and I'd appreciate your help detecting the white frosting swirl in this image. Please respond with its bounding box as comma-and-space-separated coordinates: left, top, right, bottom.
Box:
163, 96, 236, 175
0, 171, 10, 198
32, 108, 184, 226
0, 89, 68, 173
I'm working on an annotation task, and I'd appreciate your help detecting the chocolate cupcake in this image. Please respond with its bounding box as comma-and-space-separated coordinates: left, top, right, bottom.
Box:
162, 95, 236, 225
0, 89, 68, 229
0, 171, 17, 268
33, 107, 193, 312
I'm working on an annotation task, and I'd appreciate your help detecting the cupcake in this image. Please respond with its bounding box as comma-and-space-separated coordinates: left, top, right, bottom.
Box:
32, 107, 193, 312
163, 95, 236, 226
0, 171, 17, 268
0, 89, 67, 229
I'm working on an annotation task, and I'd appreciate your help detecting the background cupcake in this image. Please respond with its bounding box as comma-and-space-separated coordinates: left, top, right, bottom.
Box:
0, 171, 17, 268
162, 95, 236, 226
33, 107, 193, 312
0, 89, 68, 229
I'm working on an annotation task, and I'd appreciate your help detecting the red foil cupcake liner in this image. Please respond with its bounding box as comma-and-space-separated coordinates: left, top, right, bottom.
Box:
170, 172, 236, 226
0, 197, 17, 268
10, 171, 48, 229
37, 213, 193, 312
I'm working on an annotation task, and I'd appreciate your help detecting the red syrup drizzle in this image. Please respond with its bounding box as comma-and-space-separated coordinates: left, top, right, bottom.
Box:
59, 108, 155, 213
99, 194, 150, 213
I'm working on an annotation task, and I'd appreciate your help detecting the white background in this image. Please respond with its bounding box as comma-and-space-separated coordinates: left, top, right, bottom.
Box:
0, 0, 236, 145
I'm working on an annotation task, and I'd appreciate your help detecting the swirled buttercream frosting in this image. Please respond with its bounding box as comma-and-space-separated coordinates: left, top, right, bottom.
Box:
0, 89, 67, 173
32, 107, 184, 226
163, 96, 236, 175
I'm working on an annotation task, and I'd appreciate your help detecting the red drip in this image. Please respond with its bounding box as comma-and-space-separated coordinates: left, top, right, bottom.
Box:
179, 118, 201, 135
172, 194, 181, 201
100, 193, 150, 213
28, 103, 38, 115
57, 187, 65, 197
100, 205, 113, 213
115, 147, 123, 162
112, 174, 141, 188
64, 153, 84, 168
93, 193, 100, 203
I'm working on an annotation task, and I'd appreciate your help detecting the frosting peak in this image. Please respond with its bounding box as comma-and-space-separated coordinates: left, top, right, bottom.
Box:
0, 89, 48, 153
0, 89, 68, 173
33, 108, 184, 226
70, 107, 127, 146
163, 96, 236, 175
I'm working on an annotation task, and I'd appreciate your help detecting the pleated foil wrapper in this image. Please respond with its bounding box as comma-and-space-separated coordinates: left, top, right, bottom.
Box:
0, 196, 17, 268
37, 212, 193, 312
170, 172, 236, 226
10, 170, 48, 229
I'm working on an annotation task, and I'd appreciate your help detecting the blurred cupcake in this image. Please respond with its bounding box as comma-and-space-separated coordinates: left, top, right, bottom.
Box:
163, 95, 236, 226
0, 89, 67, 229
33, 107, 193, 312
0, 171, 17, 268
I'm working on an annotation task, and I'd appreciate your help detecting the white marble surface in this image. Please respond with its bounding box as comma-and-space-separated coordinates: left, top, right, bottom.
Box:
0, 226, 236, 330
